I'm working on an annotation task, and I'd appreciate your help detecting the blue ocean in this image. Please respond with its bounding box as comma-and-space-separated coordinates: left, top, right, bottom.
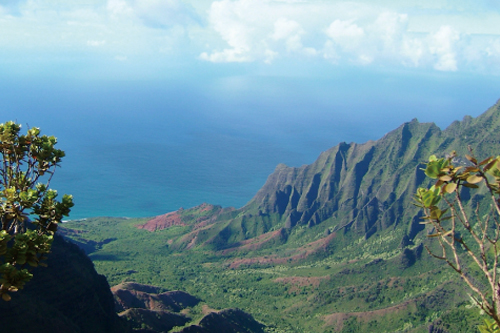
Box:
1, 71, 499, 219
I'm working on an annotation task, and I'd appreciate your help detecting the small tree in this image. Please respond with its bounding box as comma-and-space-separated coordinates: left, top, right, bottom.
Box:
415, 150, 500, 328
0, 121, 73, 301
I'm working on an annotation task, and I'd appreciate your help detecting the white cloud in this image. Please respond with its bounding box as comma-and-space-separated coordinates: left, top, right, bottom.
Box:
106, 0, 133, 17
326, 20, 365, 40
271, 18, 316, 55
272, 18, 301, 41
200, 0, 257, 62
372, 12, 407, 50
0, 0, 499, 75
132, 0, 200, 28
200, 0, 320, 62
324, 19, 365, 55
400, 38, 424, 67
272, 18, 303, 51
197, 0, 500, 73
323, 40, 339, 62
429, 25, 460, 71
200, 49, 251, 62
264, 49, 279, 64
87, 40, 106, 47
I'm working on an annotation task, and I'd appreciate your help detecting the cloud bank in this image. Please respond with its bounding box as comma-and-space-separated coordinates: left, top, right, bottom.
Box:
200, 0, 500, 73
0, 0, 499, 75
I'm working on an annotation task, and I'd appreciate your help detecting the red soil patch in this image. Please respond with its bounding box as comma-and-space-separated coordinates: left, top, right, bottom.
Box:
136, 203, 222, 232
136, 211, 185, 232
177, 223, 216, 249
221, 229, 286, 255
186, 235, 198, 250
228, 255, 288, 268
111, 282, 199, 313
192, 214, 220, 230
323, 300, 413, 331
227, 232, 336, 269
198, 203, 214, 213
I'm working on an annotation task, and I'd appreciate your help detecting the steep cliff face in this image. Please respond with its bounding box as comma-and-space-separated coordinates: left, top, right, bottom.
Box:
250, 119, 440, 234
0, 235, 129, 333
187, 100, 500, 249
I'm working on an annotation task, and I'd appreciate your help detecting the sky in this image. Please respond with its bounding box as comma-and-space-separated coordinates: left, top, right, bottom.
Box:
0, 0, 500, 79
1, 0, 500, 218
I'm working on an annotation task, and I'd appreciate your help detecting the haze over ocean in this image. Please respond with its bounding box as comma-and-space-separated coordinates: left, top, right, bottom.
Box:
2, 0, 500, 219
1, 70, 499, 219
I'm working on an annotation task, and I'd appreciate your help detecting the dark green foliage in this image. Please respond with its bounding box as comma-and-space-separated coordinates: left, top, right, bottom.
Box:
0, 121, 73, 300
479, 318, 500, 333
416, 150, 500, 326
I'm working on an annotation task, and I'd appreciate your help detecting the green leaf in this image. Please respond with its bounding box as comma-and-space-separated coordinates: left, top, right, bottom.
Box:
467, 175, 483, 184
430, 208, 445, 220
483, 158, 498, 172
425, 163, 441, 179
465, 154, 477, 164
479, 157, 493, 166
444, 183, 457, 194
439, 175, 452, 182
442, 230, 453, 237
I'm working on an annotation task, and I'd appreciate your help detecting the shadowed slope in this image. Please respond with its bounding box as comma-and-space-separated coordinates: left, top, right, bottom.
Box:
0, 235, 129, 333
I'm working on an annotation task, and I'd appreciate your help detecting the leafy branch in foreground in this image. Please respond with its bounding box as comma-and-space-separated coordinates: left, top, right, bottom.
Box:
415, 150, 500, 328
0, 121, 73, 301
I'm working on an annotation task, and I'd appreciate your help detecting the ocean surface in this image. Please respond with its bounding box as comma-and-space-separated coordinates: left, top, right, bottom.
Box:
1, 71, 499, 219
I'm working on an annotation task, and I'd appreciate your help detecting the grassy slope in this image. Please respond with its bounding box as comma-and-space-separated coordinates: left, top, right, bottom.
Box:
61, 213, 481, 332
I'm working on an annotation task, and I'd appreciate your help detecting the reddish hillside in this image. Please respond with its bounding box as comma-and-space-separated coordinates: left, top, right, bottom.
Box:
112, 282, 199, 312
136, 211, 185, 231
136, 203, 229, 232
227, 232, 336, 268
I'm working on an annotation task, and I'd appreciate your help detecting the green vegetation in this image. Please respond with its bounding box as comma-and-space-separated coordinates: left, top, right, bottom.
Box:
416, 151, 500, 330
61, 212, 483, 332
0, 121, 73, 301
61, 101, 500, 332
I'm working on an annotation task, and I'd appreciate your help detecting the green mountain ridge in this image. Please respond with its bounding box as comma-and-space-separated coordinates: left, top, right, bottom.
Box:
168, 99, 500, 252
61, 100, 500, 332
